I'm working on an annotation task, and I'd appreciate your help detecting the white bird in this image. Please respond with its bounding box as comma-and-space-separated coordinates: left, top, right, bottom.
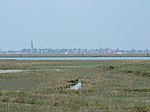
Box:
70, 82, 82, 90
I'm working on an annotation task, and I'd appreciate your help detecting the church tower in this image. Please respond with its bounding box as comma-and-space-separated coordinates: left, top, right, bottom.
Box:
31, 40, 34, 50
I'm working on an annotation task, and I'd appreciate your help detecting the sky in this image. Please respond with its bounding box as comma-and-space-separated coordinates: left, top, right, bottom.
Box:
0, 0, 150, 50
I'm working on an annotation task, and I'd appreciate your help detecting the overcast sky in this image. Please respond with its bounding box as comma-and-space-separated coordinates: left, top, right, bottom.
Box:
0, 0, 150, 50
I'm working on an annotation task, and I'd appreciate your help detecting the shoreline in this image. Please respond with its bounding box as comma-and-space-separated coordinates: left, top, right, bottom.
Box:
0, 53, 149, 58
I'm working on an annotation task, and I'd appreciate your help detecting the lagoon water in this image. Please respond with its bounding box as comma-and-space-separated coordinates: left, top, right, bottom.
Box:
0, 57, 150, 61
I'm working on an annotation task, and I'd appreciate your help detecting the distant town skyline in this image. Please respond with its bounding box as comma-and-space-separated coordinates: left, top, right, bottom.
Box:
0, 0, 150, 50
0, 40, 149, 51
0, 41, 150, 54
1, 47, 149, 54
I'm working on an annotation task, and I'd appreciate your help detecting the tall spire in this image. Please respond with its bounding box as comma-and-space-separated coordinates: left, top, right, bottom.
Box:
131, 46, 134, 51
31, 40, 33, 50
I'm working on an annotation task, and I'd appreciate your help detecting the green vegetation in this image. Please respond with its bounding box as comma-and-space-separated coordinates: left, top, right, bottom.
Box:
0, 60, 150, 112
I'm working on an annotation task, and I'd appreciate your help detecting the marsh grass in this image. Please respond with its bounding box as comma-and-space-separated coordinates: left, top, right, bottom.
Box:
0, 60, 150, 111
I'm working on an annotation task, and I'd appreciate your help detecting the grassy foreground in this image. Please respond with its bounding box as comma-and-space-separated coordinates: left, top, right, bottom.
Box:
0, 60, 150, 112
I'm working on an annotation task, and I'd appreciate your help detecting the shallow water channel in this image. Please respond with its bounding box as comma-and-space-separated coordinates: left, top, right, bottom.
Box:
0, 70, 25, 73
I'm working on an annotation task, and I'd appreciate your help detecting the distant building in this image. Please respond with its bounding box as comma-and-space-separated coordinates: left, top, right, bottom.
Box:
31, 40, 34, 50
0, 48, 2, 54
116, 52, 123, 54
132, 46, 135, 51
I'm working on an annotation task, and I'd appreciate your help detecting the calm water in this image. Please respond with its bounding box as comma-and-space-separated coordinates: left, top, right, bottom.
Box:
0, 57, 150, 61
